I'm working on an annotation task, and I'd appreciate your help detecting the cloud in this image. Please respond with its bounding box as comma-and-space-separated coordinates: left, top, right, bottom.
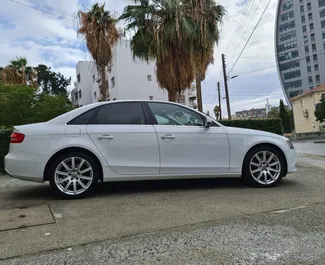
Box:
0, 0, 285, 111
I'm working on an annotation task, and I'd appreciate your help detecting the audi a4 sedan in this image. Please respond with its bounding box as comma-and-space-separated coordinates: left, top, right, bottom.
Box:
5, 100, 297, 198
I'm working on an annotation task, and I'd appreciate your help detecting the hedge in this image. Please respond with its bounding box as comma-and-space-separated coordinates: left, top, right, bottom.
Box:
0, 127, 12, 173
220, 119, 284, 135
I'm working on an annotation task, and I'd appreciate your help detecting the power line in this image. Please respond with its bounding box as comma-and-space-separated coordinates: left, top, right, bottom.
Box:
237, 65, 276, 75
9, 0, 72, 21
228, 0, 263, 61
226, 0, 259, 60
227, 0, 273, 76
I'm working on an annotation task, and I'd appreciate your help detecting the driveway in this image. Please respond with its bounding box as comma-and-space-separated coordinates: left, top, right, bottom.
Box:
1, 156, 325, 264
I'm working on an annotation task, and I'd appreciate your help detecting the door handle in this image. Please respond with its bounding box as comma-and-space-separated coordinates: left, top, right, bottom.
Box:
98, 135, 114, 140
161, 134, 175, 140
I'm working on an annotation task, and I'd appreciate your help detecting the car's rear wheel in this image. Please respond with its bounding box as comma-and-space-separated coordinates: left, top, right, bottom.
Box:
242, 146, 286, 187
48, 152, 99, 198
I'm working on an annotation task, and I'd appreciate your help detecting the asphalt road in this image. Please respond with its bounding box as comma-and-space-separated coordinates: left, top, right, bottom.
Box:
1, 152, 325, 264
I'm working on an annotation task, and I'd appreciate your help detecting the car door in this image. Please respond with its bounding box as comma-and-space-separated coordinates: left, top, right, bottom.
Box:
86, 102, 160, 175
146, 102, 230, 174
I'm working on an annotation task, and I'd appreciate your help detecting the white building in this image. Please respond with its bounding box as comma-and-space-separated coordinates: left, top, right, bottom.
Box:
71, 39, 197, 108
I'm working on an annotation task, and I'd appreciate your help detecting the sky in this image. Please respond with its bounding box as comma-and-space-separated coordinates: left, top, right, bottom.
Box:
0, 0, 286, 118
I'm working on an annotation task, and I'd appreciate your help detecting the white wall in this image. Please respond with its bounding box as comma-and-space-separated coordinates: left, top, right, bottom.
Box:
112, 39, 168, 101
76, 61, 95, 106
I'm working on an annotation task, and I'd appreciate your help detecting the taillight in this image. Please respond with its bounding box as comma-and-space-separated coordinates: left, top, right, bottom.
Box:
10, 132, 25, 143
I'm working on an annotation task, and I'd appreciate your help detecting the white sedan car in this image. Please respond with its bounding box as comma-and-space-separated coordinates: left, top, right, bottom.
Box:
5, 100, 297, 198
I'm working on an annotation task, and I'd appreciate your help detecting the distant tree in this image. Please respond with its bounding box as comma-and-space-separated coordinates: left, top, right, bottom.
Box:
315, 98, 325, 123
213, 105, 220, 120
267, 108, 279, 118
279, 99, 292, 133
34, 64, 71, 95
0, 83, 74, 127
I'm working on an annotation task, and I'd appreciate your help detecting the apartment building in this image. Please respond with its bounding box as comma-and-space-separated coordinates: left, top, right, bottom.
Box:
275, 0, 325, 105
71, 39, 197, 108
235, 108, 268, 119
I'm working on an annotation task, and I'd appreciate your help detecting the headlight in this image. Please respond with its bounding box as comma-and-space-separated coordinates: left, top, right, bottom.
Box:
287, 140, 294, 149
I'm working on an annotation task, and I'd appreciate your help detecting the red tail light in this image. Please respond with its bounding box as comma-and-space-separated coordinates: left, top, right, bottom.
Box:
10, 132, 25, 143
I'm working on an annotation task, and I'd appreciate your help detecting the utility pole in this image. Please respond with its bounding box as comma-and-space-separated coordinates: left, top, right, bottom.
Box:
222, 53, 231, 120
217, 81, 222, 121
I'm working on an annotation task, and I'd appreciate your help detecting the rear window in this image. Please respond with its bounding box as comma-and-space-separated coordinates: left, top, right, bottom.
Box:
67, 107, 98, 125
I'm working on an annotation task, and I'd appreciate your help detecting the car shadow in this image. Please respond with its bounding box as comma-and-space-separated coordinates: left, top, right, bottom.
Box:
8, 177, 298, 201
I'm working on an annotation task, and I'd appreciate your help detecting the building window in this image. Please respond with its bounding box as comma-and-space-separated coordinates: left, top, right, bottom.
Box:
283, 70, 301, 80
284, 80, 302, 89
321, 9, 325, 18
301, 15, 305, 23
147, 75, 152, 81
111, 77, 115, 88
279, 21, 295, 33
306, 55, 310, 63
319, 0, 325, 8
281, 10, 294, 22
79, 90, 82, 99
308, 13, 313, 21
307, 66, 312, 73
310, 23, 314, 31
316, 74, 321, 82
277, 40, 297, 52
149, 96, 153, 100
279, 30, 296, 42
309, 76, 313, 85
302, 25, 307, 33
305, 45, 309, 53
77, 74, 81, 83
92, 74, 95, 82
312, 43, 316, 52
321, 20, 325, 28
300, 5, 304, 13
279, 60, 300, 71
278, 50, 299, 62
283, 1, 293, 11
313, 54, 318, 62
307, 2, 312, 12
311, 33, 315, 42
94, 91, 97, 99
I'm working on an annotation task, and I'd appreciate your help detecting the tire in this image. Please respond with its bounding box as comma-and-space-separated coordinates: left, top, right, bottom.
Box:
48, 151, 99, 199
242, 146, 286, 187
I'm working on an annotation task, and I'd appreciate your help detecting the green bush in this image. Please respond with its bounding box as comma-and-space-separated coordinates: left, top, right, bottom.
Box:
0, 127, 12, 173
220, 119, 284, 135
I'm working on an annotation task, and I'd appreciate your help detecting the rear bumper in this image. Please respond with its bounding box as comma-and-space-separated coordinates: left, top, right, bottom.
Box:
4, 153, 46, 183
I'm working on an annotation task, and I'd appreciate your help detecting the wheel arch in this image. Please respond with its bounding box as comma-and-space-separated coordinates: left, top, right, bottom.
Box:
242, 143, 288, 173
43, 147, 104, 182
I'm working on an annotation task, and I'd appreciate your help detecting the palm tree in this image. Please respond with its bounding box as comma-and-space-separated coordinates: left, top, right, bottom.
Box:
9, 56, 28, 84
189, 0, 225, 112
78, 3, 120, 101
119, 0, 197, 102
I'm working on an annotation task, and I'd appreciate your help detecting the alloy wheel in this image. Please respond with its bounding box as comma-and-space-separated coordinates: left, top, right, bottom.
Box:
54, 157, 93, 196
249, 151, 281, 185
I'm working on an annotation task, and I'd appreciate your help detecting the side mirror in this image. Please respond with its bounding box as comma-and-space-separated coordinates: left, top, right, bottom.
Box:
204, 117, 212, 128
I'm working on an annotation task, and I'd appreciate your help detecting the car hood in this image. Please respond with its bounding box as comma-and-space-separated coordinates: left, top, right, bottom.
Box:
223, 126, 288, 140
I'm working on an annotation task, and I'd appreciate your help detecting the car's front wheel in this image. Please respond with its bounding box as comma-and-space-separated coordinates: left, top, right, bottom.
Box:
242, 146, 286, 187
48, 152, 99, 198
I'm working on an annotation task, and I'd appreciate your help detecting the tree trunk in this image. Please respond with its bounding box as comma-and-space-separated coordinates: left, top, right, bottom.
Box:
196, 73, 203, 112
100, 66, 109, 101
168, 90, 177, 102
